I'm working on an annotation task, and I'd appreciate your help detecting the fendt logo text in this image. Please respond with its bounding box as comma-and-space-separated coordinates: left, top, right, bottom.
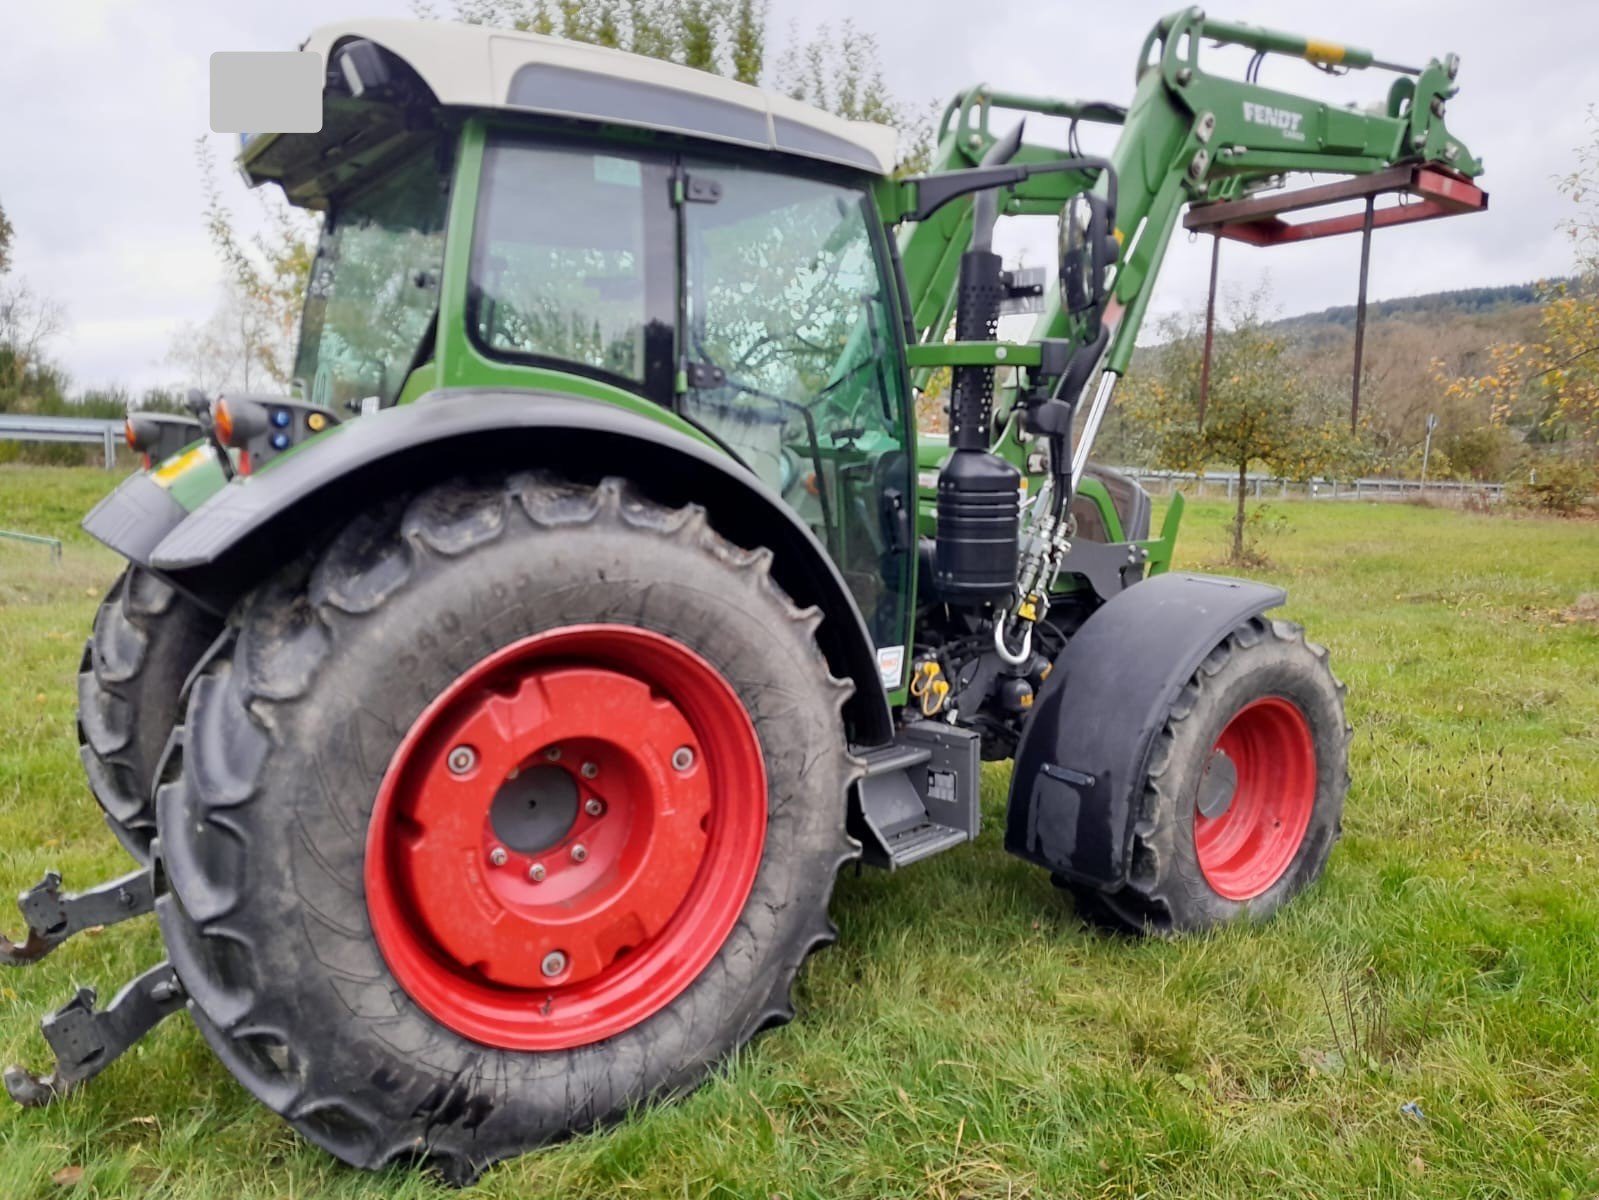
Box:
1243, 101, 1306, 142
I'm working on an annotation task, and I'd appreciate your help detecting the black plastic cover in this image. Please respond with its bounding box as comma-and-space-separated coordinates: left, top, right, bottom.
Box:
81, 471, 190, 564
933, 448, 1021, 602
1004, 572, 1285, 889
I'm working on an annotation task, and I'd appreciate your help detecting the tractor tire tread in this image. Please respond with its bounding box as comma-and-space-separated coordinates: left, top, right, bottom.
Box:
156, 472, 858, 1183
76, 566, 221, 862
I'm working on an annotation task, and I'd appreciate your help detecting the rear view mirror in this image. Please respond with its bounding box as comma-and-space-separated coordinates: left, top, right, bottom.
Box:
1059, 192, 1117, 328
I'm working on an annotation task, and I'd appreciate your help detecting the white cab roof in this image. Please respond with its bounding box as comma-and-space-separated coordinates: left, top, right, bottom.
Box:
298, 18, 898, 174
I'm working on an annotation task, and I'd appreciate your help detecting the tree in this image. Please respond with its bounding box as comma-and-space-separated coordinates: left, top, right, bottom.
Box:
0, 204, 68, 415
441, 0, 928, 170
167, 277, 283, 394
446, 0, 734, 73
726, 0, 763, 84
1443, 424, 1516, 481
172, 138, 316, 392
1436, 111, 1599, 461
1121, 298, 1369, 564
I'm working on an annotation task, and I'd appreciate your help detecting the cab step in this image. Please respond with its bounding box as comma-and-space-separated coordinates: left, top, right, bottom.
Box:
850, 722, 981, 870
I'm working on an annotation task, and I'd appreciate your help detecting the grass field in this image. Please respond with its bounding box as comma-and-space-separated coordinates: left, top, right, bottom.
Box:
1, 464, 1597, 1199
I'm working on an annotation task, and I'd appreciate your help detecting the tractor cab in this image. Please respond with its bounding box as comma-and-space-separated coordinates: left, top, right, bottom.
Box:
245, 20, 916, 653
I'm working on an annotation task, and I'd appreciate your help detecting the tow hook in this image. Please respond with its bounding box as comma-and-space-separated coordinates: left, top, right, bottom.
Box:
0, 868, 154, 966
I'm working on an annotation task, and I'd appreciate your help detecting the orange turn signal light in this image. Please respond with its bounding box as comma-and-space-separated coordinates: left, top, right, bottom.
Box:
213, 398, 236, 446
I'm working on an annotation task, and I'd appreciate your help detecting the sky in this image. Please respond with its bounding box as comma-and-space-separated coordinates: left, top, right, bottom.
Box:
0, 0, 1591, 395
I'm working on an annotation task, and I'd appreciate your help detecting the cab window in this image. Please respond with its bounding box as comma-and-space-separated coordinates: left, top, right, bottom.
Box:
468, 137, 673, 388
294, 137, 450, 411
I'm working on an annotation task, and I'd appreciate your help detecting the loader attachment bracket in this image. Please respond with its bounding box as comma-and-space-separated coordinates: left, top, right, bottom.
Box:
5, 962, 185, 1106
1056, 538, 1150, 604
1, 868, 154, 966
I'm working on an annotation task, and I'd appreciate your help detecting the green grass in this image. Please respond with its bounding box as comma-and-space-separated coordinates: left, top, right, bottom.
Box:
2, 465, 1598, 1199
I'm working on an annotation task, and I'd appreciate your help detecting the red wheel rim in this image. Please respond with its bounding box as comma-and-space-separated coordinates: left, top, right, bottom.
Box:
1192, 696, 1316, 901
365, 625, 766, 1051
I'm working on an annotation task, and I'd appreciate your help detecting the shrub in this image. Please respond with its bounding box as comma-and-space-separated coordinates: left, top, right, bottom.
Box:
1509, 458, 1597, 516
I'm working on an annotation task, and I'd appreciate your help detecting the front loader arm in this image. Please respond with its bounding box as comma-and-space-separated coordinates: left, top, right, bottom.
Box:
895, 7, 1483, 387
892, 90, 1125, 359
883, 6, 1485, 653
1085, 9, 1480, 374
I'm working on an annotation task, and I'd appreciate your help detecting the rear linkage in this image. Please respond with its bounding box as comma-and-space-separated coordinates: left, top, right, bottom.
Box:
1, 866, 184, 1106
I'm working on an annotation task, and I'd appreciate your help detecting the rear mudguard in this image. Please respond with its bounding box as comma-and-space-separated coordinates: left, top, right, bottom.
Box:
82, 389, 893, 746
1004, 572, 1285, 890
81, 471, 192, 563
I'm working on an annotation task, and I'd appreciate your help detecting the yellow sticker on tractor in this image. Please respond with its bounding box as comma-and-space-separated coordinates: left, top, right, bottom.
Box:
151, 444, 212, 489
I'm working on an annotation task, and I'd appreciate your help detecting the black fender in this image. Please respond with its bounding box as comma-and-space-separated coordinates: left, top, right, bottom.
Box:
95, 389, 893, 746
82, 470, 192, 563
1004, 572, 1286, 890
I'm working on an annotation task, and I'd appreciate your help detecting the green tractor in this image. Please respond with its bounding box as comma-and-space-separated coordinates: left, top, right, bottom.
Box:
6, 9, 1483, 1180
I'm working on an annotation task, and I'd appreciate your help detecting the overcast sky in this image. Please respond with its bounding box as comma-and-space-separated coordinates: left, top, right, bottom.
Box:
0, 1, 1589, 395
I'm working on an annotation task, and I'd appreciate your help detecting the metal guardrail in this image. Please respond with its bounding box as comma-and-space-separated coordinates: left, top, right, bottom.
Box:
0, 414, 1518, 501
0, 414, 121, 469
0, 529, 63, 563
1108, 467, 1506, 502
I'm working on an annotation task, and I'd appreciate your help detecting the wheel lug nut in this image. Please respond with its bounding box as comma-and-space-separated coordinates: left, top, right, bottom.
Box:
527, 862, 546, 883
488, 847, 508, 867
544, 747, 562, 761
541, 950, 567, 978
570, 843, 588, 863
584, 798, 605, 817
672, 746, 695, 772
447, 745, 477, 775
581, 761, 599, 779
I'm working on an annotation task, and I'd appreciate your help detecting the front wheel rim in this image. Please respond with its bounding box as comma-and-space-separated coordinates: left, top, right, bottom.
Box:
365, 624, 767, 1051
1193, 696, 1317, 901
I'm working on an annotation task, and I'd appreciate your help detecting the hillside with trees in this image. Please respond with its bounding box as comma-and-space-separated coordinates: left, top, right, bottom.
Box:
1096, 285, 1546, 481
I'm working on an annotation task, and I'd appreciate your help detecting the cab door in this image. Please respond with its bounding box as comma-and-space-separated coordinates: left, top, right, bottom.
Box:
676, 158, 915, 688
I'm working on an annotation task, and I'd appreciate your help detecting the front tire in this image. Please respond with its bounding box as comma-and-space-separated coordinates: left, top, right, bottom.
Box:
155, 474, 858, 1181
1067, 617, 1350, 934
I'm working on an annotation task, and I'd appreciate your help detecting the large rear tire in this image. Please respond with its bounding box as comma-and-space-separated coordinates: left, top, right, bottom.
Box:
154, 474, 858, 1181
76, 566, 221, 862
1065, 617, 1349, 934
